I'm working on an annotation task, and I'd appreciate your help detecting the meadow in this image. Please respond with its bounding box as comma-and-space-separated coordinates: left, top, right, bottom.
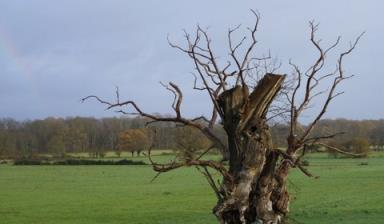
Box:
0, 153, 384, 224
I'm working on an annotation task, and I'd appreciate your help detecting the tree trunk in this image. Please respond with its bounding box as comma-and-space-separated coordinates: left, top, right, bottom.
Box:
214, 74, 289, 224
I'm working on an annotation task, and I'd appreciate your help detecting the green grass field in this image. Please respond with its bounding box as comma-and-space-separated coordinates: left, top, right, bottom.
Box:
1, 153, 384, 224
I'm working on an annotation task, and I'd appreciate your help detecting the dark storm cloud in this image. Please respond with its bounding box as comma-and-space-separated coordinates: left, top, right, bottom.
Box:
0, 0, 382, 121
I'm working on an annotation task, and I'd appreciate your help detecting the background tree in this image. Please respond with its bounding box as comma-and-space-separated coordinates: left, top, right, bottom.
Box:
47, 134, 66, 158
84, 11, 363, 224
342, 137, 370, 157
174, 126, 213, 161
118, 128, 150, 157
0, 130, 10, 158
369, 122, 384, 150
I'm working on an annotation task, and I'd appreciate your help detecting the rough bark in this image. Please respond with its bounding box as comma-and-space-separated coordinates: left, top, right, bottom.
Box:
214, 74, 288, 224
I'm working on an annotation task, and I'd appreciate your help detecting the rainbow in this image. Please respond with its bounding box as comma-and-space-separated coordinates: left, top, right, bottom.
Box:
0, 21, 32, 77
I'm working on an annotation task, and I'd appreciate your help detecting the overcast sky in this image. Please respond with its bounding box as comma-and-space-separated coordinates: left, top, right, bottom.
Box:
0, 0, 383, 121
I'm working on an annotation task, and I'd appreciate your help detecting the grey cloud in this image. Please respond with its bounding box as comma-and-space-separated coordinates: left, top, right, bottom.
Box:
0, 0, 382, 121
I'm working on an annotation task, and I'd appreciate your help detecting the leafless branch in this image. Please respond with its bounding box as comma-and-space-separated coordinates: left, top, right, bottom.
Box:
285, 23, 364, 154
160, 82, 183, 118
304, 132, 345, 144
317, 143, 366, 158
196, 166, 224, 200
148, 144, 231, 181
275, 148, 317, 178
82, 88, 227, 153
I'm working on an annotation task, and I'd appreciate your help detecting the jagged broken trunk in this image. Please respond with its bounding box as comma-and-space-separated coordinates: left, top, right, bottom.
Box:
214, 74, 289, 224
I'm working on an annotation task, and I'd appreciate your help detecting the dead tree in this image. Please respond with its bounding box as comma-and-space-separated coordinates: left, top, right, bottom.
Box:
83, 11, 363, 224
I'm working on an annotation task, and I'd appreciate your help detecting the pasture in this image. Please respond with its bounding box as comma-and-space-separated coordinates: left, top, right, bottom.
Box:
1, 153, 384, 224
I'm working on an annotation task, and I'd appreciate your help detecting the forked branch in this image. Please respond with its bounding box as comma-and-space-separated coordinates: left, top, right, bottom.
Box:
82, 87, 227, 153
287, 22, 364, 154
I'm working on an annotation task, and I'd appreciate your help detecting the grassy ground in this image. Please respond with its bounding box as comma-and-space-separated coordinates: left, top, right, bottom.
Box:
0, 153, 383, 224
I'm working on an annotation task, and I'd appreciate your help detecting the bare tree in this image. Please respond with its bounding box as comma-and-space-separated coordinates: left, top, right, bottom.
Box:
83, 11, 363, 224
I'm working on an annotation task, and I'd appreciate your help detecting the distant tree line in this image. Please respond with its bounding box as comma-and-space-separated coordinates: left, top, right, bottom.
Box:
0, 116, 175, 159
0, 117, 383, 159
271, 119, 384, 156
